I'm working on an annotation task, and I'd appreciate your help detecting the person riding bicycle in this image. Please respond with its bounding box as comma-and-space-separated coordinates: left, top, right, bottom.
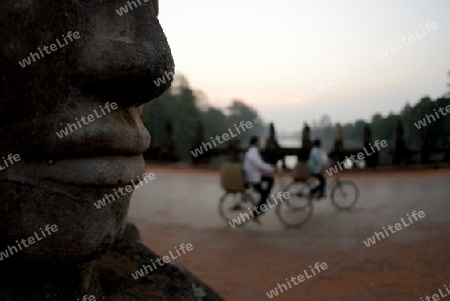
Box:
307, 139, 330, 199
243, 136, 275, 224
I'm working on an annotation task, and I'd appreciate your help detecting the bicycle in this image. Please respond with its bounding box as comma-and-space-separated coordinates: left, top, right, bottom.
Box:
292, 174, 359, 210
218, 167, 314, 228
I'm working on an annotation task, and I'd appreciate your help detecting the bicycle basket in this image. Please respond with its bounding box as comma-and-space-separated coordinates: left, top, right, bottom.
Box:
292, 161, 310, 181
220, 163, 246, 192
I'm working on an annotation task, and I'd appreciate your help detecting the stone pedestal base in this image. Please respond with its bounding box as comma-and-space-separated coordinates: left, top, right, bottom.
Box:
0, 223, 224, 301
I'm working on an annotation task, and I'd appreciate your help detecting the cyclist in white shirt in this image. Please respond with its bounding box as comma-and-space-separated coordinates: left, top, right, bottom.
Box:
243, 137, 275, 223
307, 139, 330, 198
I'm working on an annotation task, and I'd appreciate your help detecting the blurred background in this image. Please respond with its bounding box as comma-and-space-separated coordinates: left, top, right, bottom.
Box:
130, 1, 450, 300
141, 0, 450, 168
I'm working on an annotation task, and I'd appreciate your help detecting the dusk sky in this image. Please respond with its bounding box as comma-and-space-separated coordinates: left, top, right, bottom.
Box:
159, 0, 450, 132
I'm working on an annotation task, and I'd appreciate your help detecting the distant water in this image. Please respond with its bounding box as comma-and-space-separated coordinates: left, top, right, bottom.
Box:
278, 137, 301, 169
272, 137, 338, 169
264, 137, 365, 170
278, 137, 301, 148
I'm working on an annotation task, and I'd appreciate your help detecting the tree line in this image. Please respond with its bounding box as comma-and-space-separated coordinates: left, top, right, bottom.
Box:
141, 75, 266, 161
141, 73, 449, 162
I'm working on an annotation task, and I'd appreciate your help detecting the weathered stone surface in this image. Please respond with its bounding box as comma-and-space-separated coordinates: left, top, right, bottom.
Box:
0, 0, 223, 297
0, 0, 221, 299
0, 0, 174, 263
0, 223, 225, 301
91, 223, 224, 301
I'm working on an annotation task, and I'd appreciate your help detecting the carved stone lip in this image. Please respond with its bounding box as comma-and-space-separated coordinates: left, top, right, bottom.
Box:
4, 104, 151, 159
4, 155, 146, 186
29, 101, 153, 158
45, 127, 151, 159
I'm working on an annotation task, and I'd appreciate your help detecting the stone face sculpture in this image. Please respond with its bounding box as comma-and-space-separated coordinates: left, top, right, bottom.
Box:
0, 0, 208, 298
0, 1, 226, 300
1, 0, 174, 266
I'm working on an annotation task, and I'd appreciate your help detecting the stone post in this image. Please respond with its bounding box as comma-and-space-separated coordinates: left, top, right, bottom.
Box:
192, 122, 208, 165
334, 123, 344, 153
421, 127, 435, 164
227, 126, 241, 163
299, 123, 311, 161
264, 123, 281, 165
393, 120, 409, 165
364, 124, 378, 168
160, 122, 178, 162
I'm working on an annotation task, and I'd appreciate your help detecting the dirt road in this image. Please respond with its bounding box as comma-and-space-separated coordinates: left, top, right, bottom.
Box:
128, 166, 450, 301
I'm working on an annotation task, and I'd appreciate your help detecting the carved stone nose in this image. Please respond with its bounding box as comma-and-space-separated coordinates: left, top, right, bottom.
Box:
76, 56, 174, 108
74, 3, 174, 107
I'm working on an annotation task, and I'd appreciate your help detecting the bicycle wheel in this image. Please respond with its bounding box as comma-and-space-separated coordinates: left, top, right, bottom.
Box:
330, 180, 359, 210
276, 181, 313, 228
219, 191, 255, 226
282, 181, 312, 209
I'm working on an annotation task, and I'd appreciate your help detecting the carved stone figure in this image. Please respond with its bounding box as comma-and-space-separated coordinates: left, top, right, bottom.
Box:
334, 123, 343, 152
264, 123, 281, 164
299, 123, 311, 161
393, 120, 409, 165
363, 124, 378, 167
0, 1, 223, 300
1, 0, 173, 266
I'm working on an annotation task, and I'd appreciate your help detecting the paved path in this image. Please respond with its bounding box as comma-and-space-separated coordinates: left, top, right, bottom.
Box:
128, 166, 450, 301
